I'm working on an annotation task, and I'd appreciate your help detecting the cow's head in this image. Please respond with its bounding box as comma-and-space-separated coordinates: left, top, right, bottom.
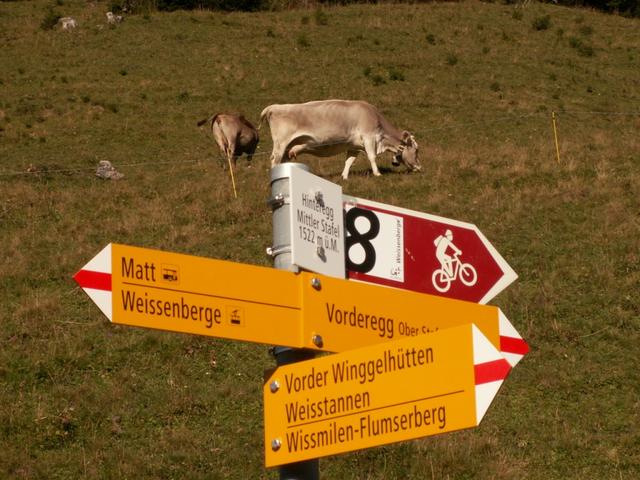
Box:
393, 131, 421, 172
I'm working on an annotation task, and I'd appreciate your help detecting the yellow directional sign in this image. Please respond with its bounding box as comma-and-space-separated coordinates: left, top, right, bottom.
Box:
74, 243, 303, 347
299, 271, 502, 353
264, 323, 511, 467
74, 244, 526, 365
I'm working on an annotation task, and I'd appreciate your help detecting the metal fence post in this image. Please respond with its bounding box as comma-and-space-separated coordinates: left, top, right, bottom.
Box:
267, 162, 320, 480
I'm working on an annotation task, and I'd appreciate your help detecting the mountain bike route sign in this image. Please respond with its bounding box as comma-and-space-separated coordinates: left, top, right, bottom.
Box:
343, 196, 517, 305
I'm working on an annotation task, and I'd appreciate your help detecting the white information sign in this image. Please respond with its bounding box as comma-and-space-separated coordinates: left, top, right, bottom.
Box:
289, 168, 345, 278
344, 202, 404, 282
342, 195, 517, 305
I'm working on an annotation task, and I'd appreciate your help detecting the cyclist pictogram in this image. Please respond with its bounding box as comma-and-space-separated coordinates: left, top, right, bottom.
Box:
432, 230, 478, 293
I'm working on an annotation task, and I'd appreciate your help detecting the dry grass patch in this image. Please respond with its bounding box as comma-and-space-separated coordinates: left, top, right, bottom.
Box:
1, 1, 639, 479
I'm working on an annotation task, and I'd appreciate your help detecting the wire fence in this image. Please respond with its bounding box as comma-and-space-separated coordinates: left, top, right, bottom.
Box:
1, 108, 638, 178
0, 159, 203, 177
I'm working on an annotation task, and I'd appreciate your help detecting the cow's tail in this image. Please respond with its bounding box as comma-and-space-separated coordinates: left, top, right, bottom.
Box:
197, 115, 212, 128
258, 106, 272, 131
198, 113, 220, 131
197, 114, 220, 129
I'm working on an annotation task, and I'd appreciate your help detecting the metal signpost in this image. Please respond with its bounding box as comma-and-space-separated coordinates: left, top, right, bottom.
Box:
73, 164, 528, 479
269, 163, 320, 480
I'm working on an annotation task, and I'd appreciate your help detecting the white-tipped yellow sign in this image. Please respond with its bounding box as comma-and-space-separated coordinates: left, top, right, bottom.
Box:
74, 244, 528, 365
263, 323, 511, 467
74, 243, 303, 347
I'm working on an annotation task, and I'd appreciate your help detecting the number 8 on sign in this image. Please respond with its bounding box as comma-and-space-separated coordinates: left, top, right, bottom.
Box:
345, 207, 380, 273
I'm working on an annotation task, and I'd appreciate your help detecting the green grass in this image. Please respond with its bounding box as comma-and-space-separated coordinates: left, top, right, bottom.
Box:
1, 1, 639, 478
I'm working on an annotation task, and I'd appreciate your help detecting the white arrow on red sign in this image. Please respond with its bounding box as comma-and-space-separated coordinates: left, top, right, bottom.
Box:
343, 196, 518, 305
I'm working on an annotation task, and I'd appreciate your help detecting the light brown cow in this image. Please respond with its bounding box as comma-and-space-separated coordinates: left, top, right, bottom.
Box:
259, 100, 420, 179
198, 113, 259, 168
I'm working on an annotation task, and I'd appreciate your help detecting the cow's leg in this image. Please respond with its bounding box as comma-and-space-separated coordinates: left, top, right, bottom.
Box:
226, 142, 237, 168
270, 143, 287, 167
363, 140, 381, 176
214, 140, 228, 170
246, 144, 257, 166
217, 153, 227, 170
342, 151, 358, 180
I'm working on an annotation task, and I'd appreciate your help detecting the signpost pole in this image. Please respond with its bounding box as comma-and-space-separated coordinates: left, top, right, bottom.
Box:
268, 163, 320, 480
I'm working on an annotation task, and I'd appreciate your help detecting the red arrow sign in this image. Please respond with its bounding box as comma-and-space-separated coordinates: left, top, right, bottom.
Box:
344, 196, 517, 305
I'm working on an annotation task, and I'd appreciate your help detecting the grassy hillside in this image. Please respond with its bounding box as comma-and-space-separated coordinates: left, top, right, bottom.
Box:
1, 1, 638, 478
